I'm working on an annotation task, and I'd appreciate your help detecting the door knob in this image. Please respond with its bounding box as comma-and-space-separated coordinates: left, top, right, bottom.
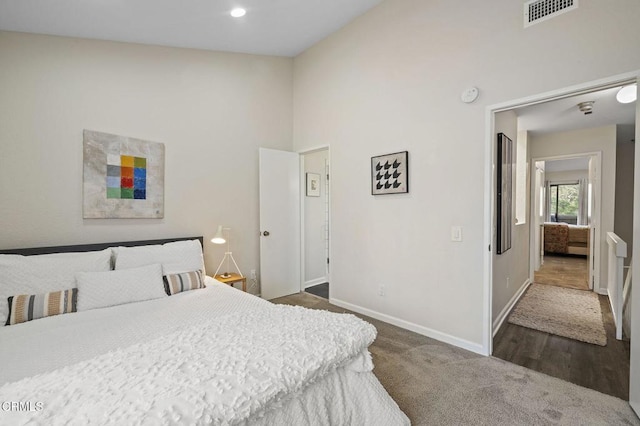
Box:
262, 231, 270, 236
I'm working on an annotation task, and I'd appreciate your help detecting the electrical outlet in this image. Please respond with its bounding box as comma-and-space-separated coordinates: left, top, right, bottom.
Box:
378, 285, 385, 296
507, 277, 510, 288
250, 269, 257, 280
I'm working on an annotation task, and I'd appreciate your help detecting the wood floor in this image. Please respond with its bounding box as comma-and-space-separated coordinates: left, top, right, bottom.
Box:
494, 294, 631, 400
534, 254, 589, 290
305, 282, 329, 299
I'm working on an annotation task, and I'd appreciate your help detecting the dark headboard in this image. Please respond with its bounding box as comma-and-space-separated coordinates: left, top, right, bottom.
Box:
0, 236, 204, 256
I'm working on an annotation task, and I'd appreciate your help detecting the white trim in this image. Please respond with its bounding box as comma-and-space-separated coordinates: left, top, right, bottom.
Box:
489, 72, 638, 113
299, 154, 305, 293
529, 160, 544, 281
298, 145, 330, 155
304, 277, 328, 288
482, 107, 495, 357
485, 70, 640, 357
492, 279, 531, 337
597, 288, 608, 296
331, 297, 485, 355
631, 401, 640, 419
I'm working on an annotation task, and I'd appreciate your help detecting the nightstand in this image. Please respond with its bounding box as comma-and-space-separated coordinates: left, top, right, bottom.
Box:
214, 273, 247, 292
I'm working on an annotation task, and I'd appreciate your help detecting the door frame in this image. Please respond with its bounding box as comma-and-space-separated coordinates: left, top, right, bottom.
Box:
483, 70, 640, 356
529, 152, 602, 292
298, 145, 331, 295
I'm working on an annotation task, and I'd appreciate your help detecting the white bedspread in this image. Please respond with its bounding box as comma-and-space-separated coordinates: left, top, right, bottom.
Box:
0, 279, 268, 384
0, 280, 409, 425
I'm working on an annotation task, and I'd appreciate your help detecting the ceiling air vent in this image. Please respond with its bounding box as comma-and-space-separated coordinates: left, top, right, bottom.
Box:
524, 0, 578, 27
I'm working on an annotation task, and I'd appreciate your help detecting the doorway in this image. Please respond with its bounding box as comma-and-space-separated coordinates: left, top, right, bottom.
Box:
301, 148, 330, 299
531, 154, 599, 292
485, 72, 638, 404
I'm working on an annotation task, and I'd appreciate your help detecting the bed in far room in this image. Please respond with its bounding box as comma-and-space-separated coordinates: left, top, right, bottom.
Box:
0, 237, 409, 425
543, 222, 590, 256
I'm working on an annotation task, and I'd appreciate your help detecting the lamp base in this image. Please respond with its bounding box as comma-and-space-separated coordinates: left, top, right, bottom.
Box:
214, 252, 243, 278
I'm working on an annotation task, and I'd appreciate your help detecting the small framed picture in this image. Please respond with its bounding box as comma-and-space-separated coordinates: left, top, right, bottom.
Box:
371, 151, 408, 195
306, 173, 321, 197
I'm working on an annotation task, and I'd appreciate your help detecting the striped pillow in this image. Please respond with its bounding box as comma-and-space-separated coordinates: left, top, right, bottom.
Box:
6, 288, 78, 326
163, 270, 204, 296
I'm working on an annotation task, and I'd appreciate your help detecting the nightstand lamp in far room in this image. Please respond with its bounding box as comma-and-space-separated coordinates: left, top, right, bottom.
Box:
211, 225, 243, 279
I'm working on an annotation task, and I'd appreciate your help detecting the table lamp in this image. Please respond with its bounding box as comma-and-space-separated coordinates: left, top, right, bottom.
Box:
211, 225, 243, 278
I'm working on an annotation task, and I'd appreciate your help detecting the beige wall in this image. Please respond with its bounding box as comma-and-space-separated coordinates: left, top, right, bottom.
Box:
1, 0, 640, 354
546, 170, 588, 183
531, 125, 618, 292
492, 111, 531, 329
292, 0, 640, 350
303, 149, 329, 285
0, 32, 294, 294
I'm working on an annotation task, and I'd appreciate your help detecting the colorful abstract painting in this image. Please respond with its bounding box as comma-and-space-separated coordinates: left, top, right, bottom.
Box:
106, 155, 147, 200
83, 130, 164, 218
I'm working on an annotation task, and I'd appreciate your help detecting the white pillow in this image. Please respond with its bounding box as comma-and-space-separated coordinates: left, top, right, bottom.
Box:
76, 263, 165, 311
0, 249, 112, 326
113, 239, 205, 275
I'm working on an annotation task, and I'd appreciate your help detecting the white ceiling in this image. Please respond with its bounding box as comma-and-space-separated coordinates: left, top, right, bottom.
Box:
516, 85, 636, 137
0, 0, 384, 57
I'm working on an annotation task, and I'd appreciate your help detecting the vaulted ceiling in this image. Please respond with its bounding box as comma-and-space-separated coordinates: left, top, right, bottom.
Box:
0, 0, 384, 57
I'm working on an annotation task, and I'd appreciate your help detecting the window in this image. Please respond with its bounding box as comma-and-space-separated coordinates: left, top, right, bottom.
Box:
549, 183, 579, 224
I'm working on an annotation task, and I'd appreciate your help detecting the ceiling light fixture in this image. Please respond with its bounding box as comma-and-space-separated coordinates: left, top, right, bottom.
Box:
616, 84, 637, 104
230, 8, 246, 18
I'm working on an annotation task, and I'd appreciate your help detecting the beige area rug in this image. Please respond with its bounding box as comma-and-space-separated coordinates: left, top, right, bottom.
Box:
508, 284, 607, 346
534, 255, 589, 290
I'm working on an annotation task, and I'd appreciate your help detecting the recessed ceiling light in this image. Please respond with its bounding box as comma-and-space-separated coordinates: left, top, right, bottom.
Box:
230, 8, 246, 18
616, 84, 637, 104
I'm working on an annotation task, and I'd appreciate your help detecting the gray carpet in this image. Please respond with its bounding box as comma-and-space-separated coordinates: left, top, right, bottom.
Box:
508, 284, 607, 346
272, 292, 640, 426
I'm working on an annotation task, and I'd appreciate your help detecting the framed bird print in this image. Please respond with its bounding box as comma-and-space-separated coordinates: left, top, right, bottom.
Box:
371, 151, 408, 195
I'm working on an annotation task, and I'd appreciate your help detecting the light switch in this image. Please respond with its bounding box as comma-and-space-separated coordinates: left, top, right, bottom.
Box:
451, 226, 463, 242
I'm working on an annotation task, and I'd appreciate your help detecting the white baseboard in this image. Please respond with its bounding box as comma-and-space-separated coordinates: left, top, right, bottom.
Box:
330, 298, 485, 355
630, 401, 639, 419
305, 277, 328, 289
597, 287, 608, 296
492, 279, 531, 337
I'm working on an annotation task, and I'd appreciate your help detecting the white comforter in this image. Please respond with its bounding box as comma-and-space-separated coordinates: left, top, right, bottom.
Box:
0, 280, 409, 425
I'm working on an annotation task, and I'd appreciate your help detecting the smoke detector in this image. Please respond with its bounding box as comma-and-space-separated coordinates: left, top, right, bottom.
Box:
577, 101, 594, 115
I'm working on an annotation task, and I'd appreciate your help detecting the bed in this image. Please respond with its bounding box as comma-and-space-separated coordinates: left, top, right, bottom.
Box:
0, 237, 409, 425
543, 223, 590, 256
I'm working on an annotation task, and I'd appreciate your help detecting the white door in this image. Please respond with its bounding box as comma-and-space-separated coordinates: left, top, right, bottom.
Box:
259, 148, 301, 300
532, 162, 545, 272
588, 156, 596, 290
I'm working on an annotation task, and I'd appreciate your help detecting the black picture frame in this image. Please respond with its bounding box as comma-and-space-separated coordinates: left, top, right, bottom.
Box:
371, 151, 409, 195
496, 133, 513, 255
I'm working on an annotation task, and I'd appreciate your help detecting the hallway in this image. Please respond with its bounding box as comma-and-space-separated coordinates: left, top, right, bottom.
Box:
534, 254, 589, 290
493, 294, 630, 399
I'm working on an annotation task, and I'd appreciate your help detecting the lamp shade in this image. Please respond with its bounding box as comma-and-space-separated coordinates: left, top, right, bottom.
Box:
211, 225, 226, 244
